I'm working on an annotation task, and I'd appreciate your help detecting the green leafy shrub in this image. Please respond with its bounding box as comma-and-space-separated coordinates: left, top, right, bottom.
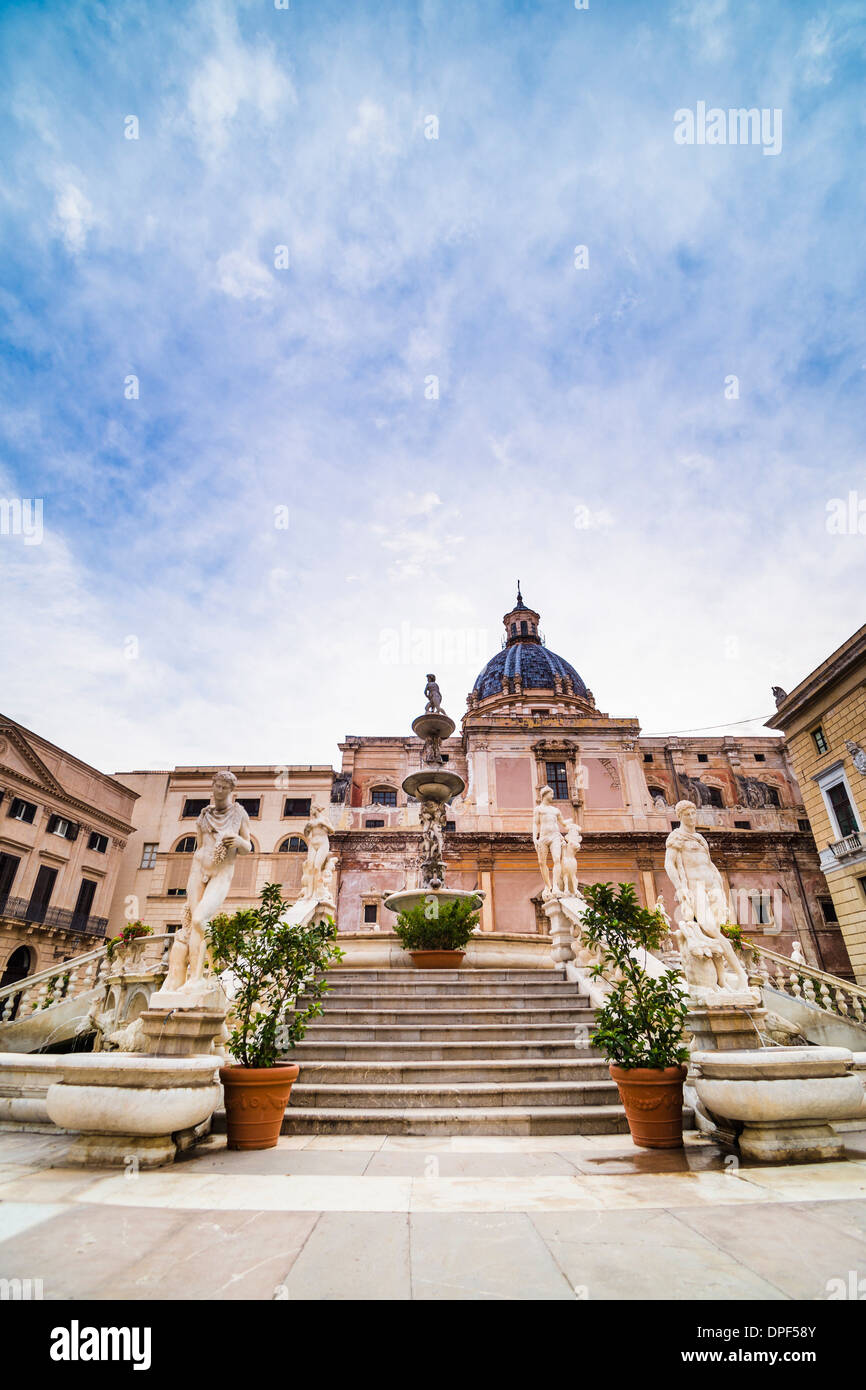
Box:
394, 895, 480, 952
579, 881, 690, 1070
208, 881, 343, 1069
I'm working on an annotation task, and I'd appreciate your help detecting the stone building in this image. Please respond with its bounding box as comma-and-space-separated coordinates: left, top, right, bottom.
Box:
108, 591, 851, 978
768, 622, 866, 983
0, 716, 137, 996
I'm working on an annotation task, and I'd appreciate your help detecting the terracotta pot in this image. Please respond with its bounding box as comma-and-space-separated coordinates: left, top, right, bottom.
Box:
609, 1063, 687, 1149
408, 950, 466, 969
219, 1063, 299, 1151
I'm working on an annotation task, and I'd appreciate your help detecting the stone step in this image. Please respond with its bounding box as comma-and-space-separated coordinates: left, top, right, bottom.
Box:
319, 991, 589, 1008
291, 1059, 611, 1084
269, 1105, 633, 1136
322, 982, 585, 999
291, 1040, 594, 1061
289, 1080, 620, 1109
327, 969, 563, 984
303, 1006, 592, 1026
304, 1022, 594, 1042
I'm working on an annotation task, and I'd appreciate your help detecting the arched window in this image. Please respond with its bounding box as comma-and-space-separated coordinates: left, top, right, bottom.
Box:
174, 836, 197, 853
370, 786, 397, 806
0, 946, 33, 1021
520, 620, 528, 635
278, 836, 308, 853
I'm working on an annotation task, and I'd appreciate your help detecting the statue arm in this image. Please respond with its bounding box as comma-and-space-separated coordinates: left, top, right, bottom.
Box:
234, 809, 253, 854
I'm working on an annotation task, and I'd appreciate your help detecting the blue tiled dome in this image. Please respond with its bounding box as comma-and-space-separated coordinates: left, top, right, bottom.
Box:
472, 642, 588, 701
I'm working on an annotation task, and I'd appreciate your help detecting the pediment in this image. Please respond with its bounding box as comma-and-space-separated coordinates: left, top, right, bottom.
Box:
0, 722, 66, 798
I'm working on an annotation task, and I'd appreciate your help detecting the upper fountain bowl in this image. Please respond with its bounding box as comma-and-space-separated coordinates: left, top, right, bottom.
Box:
402, 770, 465, 804
411, 711, 456, 743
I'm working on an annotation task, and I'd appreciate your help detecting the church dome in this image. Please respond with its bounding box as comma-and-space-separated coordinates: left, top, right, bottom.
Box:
471, 587, 589, 702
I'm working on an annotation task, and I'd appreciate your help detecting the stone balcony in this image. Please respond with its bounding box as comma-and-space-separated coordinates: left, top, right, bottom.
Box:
829, 830, 866, 863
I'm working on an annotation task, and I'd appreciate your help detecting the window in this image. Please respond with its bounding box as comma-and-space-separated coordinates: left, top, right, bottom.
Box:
510, 623, 517, 635
441, 754, 450, 763
237, 798, 260, 818
0, 851, 21, 906
749, 891, 774, 926
520, 620, 528, 635
545, 761, 569, 800
140, 843, 158, 869
175, 836, 197, 853
818, 897, 839, 925
697, 753, 708, 764
71, 878, 97, 927
283, 798, 311, 818
26, 865, 57, 922
859, 877, 866, 902
734, 820, 752, 829
87, 831, 108, 853
167, 887, 187, 898
8, 797, 36, 824
181, 798, 208, 818
445, 820, 456, 831
370, 787, 397, 806
363, 903, 378, 924
278, 836, 307, 853
812, 727, 829, 755
759, 784, 781, 808
670, 820, 680, 829
47, 815, 78, 841
643, 753, 654, 764
531, 709, 549, 717
364, 818, 385, 828
798, 819, 811, 834
167, 923, 182, 935
704, 787, 724, 809
828, 782, 859, 839
754, 753, 766, 762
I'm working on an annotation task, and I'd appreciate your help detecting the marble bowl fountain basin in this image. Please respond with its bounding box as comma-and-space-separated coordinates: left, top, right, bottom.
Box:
46, 1054, 221, 1137
411, 712, 456, 742
691, 1047, 866, 1124
384, 888, 485, 916
401, 770, 465, 803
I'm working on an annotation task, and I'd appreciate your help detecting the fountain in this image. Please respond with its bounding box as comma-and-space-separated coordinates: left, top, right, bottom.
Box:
384, 674, 483, 918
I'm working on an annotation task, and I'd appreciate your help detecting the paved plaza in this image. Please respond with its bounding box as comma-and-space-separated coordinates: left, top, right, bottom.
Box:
2, 1129, 865, 1301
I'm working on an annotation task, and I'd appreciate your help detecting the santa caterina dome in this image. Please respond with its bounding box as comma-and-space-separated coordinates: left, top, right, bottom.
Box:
470, 588, 589, 703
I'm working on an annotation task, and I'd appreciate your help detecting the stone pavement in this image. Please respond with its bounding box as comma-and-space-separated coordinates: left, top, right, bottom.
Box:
1, 1129, 865, 1300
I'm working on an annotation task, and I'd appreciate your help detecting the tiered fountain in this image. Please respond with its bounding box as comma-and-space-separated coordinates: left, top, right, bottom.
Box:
384, 674, 483, 918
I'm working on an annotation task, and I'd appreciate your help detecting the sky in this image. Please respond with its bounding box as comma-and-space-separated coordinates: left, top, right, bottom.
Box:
0, 0, 864, 774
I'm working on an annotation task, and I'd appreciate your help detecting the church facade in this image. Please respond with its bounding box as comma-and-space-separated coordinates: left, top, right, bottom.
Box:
109, 592, 852, 980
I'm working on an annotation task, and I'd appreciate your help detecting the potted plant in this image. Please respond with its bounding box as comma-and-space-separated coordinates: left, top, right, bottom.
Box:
393, 895, 480, 968
579, 881, 691, 1149
208, 882, 342, 1150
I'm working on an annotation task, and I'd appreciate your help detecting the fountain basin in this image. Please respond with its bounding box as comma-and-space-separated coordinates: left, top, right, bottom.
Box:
412, 712, 456, 742
45, 1054, 221, 1168
401, 770, 465, 803
691, 1046, 866, 1162
384, 888, 484, 916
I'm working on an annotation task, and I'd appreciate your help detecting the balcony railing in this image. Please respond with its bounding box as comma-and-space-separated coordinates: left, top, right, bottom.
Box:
829, 831, 866, 862
0, 895, 108, 939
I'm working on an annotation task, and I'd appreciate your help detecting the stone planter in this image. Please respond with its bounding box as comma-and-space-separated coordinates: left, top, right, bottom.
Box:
691, 1046, 866, 1162
408, 950, 466, 969
45, 1054, 221, 1168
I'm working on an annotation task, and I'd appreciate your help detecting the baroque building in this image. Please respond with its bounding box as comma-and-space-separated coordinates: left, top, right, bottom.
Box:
0, 716, 137, 997
768, 622, 866, 983
107, 591, 851, 979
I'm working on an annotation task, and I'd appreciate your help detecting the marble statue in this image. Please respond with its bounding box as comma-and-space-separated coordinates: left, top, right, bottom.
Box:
301, 805, 337, 901
533, 786, 569, 896
790, 940, 806, 966
424, 674, 443, 714
846, 740, 866, 776
158, 771, 252, 999
664, 799, 749, 994
559, 819, 583, 897
419, 796, 447, 889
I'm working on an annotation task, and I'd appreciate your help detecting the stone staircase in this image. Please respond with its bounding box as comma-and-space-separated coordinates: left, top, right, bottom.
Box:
276, 967, 631, 1136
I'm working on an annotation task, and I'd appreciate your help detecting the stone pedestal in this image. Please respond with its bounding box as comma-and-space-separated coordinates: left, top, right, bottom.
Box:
687, 999, 767, 1053
140, 1009, 227, 1057
543, 897, 575, 965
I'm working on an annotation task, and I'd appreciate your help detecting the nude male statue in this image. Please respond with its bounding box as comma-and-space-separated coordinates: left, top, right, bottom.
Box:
664, 799, 748, 991
533, 785, 569, 895
161, 770, 252, 995
559, 819, 583, 897
424, 674, 443, 714
302, 805, 337, 899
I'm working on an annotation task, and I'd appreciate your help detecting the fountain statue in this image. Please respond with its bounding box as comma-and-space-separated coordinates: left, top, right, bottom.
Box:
664, 799, 751, 999
383, 675, 483, 918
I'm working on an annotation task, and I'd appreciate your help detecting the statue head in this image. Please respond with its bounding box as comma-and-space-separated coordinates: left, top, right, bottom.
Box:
426, 673, 436, 683
538, 785, 554, 804
675, 799, 698, 829
212, 770, 237, 806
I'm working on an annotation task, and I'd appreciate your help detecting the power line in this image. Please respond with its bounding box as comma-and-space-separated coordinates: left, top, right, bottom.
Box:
642, 712, 776, 737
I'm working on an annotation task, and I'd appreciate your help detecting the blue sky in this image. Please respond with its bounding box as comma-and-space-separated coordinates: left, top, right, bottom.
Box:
1, 0, 864, 772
